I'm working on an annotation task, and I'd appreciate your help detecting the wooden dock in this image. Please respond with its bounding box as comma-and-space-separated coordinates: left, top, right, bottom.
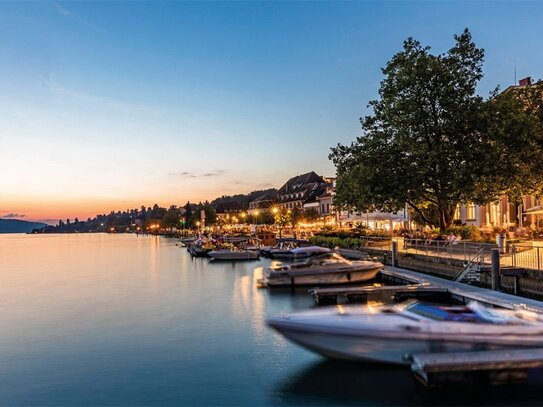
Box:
380, 266, 543, 313
411, 348, 543, 386
309, 265, 543, 312
309, 284, 449, 305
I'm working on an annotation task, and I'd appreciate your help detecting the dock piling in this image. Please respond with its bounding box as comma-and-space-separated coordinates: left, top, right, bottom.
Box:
491, 249, 500, 291
391, 241, 398, 267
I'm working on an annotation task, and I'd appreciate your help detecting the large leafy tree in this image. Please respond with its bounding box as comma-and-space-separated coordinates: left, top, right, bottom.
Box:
162, 206, 180, 230
330, 29, 543, 231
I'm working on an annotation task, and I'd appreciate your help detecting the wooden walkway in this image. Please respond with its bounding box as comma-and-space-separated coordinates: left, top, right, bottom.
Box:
309, 266, 543, 312
381, 266, 543, 313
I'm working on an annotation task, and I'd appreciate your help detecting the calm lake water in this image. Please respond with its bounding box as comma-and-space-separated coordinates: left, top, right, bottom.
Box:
2, 233, 543, 406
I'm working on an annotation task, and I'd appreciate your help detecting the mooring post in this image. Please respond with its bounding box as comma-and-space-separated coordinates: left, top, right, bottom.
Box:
491, 248, 500, 291
391, 240, 398, 268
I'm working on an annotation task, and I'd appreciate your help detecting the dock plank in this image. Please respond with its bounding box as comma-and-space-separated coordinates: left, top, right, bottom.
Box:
411, 348, 543, 386
412, 348, 543, 373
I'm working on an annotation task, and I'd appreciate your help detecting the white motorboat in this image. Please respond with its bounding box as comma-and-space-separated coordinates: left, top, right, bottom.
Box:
266, 241, 298, 258
208, 248, 259, 261
179, 236, 197, 246
267, 301, 543, 365
271, 245, 331, 260
257, 253, 382, 287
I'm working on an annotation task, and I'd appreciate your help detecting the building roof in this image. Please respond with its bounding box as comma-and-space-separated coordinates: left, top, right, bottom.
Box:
250, 192, 276, 203
504, 77, 543, 94
278, 171, 325, 194
214, 201, 242, 213
302, 182, 328, 204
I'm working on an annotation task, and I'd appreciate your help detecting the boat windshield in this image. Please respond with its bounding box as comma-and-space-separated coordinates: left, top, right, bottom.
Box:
306, 253, 351, 266
406, 303, 487, 323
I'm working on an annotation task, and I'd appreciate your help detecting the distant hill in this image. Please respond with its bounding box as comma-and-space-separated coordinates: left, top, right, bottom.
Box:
0, 219, 48, 234
211, 188, 278, 210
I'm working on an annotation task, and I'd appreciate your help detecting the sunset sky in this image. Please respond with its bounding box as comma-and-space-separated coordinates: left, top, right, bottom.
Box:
1, 1, 542, 223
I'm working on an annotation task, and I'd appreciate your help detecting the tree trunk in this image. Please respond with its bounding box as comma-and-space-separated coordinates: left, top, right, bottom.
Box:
437, 205, 455, 233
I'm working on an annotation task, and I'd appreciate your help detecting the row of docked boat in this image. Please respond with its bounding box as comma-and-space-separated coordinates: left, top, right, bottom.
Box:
181, 234, 386, 287
181, 235, 346, 263
181, 236, 261, 261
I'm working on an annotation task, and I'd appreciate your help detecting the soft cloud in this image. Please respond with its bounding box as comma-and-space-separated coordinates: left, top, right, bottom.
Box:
170, 170, 226, 179
1, 213, 26, 218
203, 170, 226, 177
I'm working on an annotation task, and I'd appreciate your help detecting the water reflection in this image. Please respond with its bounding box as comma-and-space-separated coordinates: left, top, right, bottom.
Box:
275, 360, 543, 406
3, 234, 543, 406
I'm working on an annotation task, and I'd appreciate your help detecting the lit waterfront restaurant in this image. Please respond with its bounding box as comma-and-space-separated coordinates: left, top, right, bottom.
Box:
335, 199, 543, 233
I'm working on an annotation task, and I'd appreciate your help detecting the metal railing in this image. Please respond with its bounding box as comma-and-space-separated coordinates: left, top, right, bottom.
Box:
353, 236, 495, 265
398, 237, 495, 263
454, 247, 485, 282
505, 244, 543, 272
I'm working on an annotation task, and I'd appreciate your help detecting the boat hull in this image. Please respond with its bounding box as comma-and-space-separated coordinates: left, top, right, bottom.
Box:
267, 324, 540, 365
262, 266, 381, 286
188, 246, 210, 257
268, 307, 543, 365
208, 250, 259, 261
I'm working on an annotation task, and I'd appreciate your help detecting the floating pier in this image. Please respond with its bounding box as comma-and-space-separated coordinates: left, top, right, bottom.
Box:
309, 283, 449, 305
411, 348, 543, 387
380, 266, 543, 313
308, 266, 543, 311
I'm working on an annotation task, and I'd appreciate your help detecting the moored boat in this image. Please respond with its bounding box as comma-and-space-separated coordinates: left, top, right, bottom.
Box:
265, 240, 298, 258
208, 248, 260, 261
267, 301, 543, 365
257, 252, 382, 287
271, 245, 331, 260
180, 236, 197, 246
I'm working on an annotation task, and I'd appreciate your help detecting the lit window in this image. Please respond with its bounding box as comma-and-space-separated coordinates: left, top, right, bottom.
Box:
454, 205, 460, 220
467, 204, 476, 220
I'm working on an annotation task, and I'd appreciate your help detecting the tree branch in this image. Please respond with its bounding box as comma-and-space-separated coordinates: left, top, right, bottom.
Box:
406, 200, 433, 226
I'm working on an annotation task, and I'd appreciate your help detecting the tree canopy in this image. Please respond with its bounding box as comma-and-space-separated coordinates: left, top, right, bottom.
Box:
330, 29, 543, 231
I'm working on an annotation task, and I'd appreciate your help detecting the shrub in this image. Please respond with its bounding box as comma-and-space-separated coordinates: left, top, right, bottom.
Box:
443, 225, 480, 241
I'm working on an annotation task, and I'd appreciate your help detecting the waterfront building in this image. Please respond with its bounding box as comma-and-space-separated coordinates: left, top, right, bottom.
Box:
301, 183, 328, 213
247, 193, 276, 216
317, 184, 335, 216
337, 209, 408, 230
214, 201, 243, 223
455, 77, 543, 232
276, 171, 329, 211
